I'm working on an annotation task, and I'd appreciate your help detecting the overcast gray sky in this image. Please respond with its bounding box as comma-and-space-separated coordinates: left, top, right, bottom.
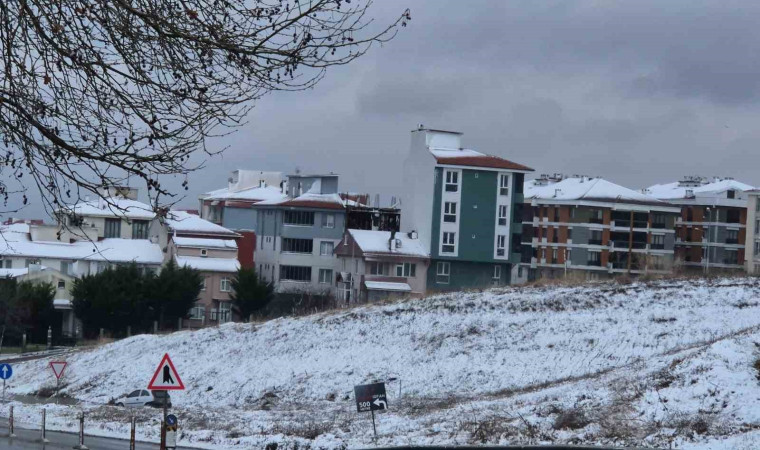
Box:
14, 0, 760, 218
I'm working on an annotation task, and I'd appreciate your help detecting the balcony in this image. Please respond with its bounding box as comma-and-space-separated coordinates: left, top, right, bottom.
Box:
588, 239, 603, 246
586, 259, 602, 267
650, 244, 665, 250
726, 238, 740, 245
651, 222, 667, 229
590, 217, 604, 224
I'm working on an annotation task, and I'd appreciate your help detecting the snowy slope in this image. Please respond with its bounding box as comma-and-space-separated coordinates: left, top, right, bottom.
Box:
6, 278, 760, 449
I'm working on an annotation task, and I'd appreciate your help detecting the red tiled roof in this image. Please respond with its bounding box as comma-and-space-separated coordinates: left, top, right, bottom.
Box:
435, 155, 534, 171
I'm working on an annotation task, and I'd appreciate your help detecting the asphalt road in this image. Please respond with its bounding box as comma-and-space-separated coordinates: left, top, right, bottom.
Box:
0, 422, 197, 450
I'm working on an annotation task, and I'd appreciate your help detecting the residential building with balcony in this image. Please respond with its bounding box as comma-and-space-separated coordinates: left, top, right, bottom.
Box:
519, 174, 680, 281
334, 229, 430, 302
401, 126, 534, 291
745, 190, 760, 274
644, 177, 755, 272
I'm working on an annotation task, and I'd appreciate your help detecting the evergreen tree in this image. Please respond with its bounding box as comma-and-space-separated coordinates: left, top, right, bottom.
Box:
230, 267, 274, 321
151, 260, 202, 328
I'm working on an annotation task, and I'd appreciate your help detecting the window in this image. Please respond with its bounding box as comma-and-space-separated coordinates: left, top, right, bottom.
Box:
590, 209, 603, 224
131, 220, 149, 239
436, 261, 450, 284
651, 234, 665, 249
727, 229, 739, 244
220, 277, 231, 292
499, 174, 509, 196
395, 263, 416, 277
201, 277, 207, 291
496, 235, 506, 256
4, 260, 11, 268
652, 213, 666, 228
756, 219, 760, 235
189, 304, 205, 320
282, 238, 313, 254
443, 202, 457, 223
727, 190, 736, 199
552, 248, 558, 263
492, 265, 501, 285
104, 218, 121, 238
200, 249, 208, 257
318, 268, 333, 284
589, 229, 603, 246
755, 241, 760, 255
322, 213, 335, 228
724, 249, 739, 265
218, 302, 231, 323
283, 211, 315, 226
442, 232, 456, 253
588, 251, 601, 266
445, 170, 459, 192
57, 280, 66, 290
280, 265, 312, 282
498, 205, 508, 226
369, 261, 387, 275
60, 261, 72, 275
320, 241, 334, 256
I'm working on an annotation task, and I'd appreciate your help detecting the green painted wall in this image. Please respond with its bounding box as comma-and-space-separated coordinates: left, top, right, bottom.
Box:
427, 260, 511, 292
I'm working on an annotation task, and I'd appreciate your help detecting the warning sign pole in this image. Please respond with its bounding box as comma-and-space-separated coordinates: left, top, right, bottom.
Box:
160, 391, 168, 450
371, 409, 377, 440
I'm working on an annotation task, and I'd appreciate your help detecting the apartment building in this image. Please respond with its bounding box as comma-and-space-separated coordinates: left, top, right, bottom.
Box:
401, 126, 533, 290
644, 177, 755, 271
745, 190, 760, 274
334, 229, 430, 302
519, 175, 680, 281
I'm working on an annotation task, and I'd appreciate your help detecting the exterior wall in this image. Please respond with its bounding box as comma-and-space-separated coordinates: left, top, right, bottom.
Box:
237, 232, 256, 269
746, 194, 760, 273
335, 254, 429, 302
674, 204, 747, 270
427, 260, 510, 292
401, 130, 437, 254
184, 271, 235, 328
174, 245, 235, 259
222, 207, 257, 231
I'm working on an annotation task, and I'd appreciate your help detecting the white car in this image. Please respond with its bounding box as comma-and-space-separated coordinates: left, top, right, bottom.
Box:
115, 389, 172, 408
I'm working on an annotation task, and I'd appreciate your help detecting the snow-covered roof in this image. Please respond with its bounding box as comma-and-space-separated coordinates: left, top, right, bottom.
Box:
53, 299, 72, 309
525, 176, 667, 206
172, 237, 237, 250
429, 148, 533, 172
200, 185, 288, 203
644, 178, 755, 200
165, 211, 238, 236
64, 197, 155, 220
364, 281, 412, 292
175, 256, 240, 273
347, 230, 429, 258
0, 268, 34, 278
0, 232, 163, 265
257, 192, 359, 210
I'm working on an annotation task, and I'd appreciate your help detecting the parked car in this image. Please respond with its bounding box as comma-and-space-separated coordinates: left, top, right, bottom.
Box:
114, 390, 172, 408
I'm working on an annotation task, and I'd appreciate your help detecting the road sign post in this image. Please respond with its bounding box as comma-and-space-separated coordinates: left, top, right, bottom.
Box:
39, 408, 49, 443
0, 363, 12, 402
130, 416, 136, 450
354, 382, 388, 440
73, 412, 88, 450
148, 354, 184, 450
8, 405, 15, 437
49, 361, 66, 404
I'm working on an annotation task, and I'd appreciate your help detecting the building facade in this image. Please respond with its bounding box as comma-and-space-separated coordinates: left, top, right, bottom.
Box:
401, 127, 533, 291
645, 177, 755, 272
744, 190, 760, 274
519, 175, 680, 281
334, 229, 429, 302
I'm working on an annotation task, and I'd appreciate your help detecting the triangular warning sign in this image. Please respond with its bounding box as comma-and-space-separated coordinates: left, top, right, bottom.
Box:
50, 361, 67, 380
147, 353, 185, 390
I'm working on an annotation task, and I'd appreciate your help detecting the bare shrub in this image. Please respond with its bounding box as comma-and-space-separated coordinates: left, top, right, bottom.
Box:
552, 406, 591, 430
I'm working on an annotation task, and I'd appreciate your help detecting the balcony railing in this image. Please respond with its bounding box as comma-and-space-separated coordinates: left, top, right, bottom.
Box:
651, 222, 667, 229
590, 217, 604, 224
650, 244, 665, 250
588, 239, 603, 246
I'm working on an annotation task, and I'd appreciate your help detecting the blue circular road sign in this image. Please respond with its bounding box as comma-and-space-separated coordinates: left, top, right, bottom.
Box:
166, 414, 178, 426
0, 364, 12, 380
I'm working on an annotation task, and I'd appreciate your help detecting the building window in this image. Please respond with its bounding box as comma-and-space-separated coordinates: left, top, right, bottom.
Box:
57, 280, 66, 290
189, 304, 205, 320
590, 209, 603, 224
131, 220, 149, 239
318, 268, 333, 284
436, 262, 450, 284
441, 232, 456, 253
496, 235, 506, 256
280, 265, 312, 282
445, 170, 459, 192
499, 174, 509, 196
755, 241, 760, 255
218, 302, 232, 323
443, 202, 457, 223
652, 213, 666, 228
727, 229, 739, 244
220, 277, 231, 292
320, 241, 334, 256
369, 261, 387, 275
724, 249, 739, 265
322, 213, 335, 228
201, 277, 207, 291
282, 238, 314, 254
727, 190, 736, 199
60, 261, 73, 276
200, 249, 208, 257
104, 218, 121, 238
492, 265, 501, 286
498, 205, 508, 226
283, 211, 315, 226
4, 260, 11, 269
588, 250, 601, 266
756, 219, 760, 235
395, 263, 416, 277
552, 248, 558, 263
651, 234, 665, 249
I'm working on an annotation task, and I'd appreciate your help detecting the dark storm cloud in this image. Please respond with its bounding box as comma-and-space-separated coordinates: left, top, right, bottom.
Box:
12, 0, 760, 219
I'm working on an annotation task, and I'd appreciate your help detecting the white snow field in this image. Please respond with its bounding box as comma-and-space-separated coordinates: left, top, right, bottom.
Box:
5, 277, 760, 449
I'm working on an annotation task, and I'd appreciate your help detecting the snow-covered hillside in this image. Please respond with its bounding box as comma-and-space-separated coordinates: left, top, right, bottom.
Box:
6, 278, 760, 449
